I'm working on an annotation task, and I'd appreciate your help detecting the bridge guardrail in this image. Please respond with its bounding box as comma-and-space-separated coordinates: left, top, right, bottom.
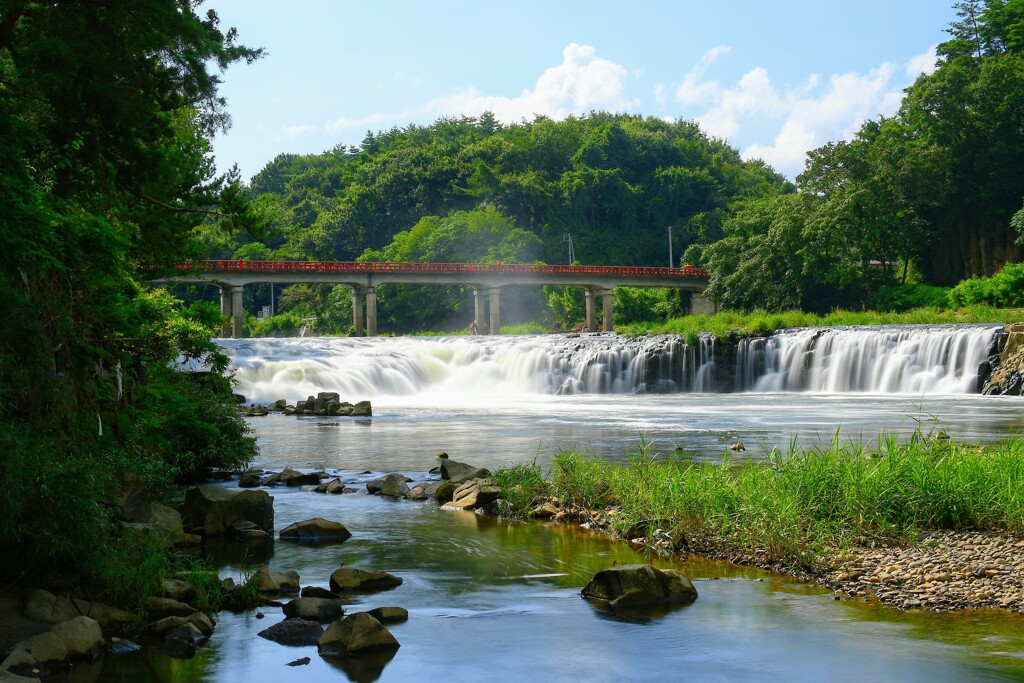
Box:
178, 260, 708, 278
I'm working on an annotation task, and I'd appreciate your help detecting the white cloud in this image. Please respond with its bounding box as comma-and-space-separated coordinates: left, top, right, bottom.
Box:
675, 50, 932, 177
428, 43, 638, 122
906, 46, 938, 77
282, 124, 316, 137
326, 111, 400, 134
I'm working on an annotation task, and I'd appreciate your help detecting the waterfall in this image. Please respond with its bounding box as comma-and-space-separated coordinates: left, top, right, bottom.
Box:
221, 325, 999, 404
734, 325, 998, 394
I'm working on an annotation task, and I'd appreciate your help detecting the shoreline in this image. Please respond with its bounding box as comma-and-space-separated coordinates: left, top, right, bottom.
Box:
540, 504, 1024, 615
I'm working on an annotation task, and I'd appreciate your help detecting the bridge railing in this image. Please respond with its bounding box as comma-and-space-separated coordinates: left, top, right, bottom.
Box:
178, 260, 709, 278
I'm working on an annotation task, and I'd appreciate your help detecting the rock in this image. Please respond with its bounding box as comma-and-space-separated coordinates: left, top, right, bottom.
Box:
301, 586, 339, 599
317, 613, 399, 657
257, 618, 324, 646
145, 597, 197, 620
115, 471, 151, 524
249, 566, 301, 594
329, 568, 403, 593
379, 473, 410, 499
365, 607, 408, 625
280, 518, 352, 543
238, 474, 261, 488
440, 459, 490, 484
164, 622, 207, 645
365, 477, 384, 495
351, 400, 372, 417
110, 638, 141, 656
147, 613, 214, 637
282, 598, 346, 622
444, 479, 500, 509
433, 482, 456, 504
162, 636, 197, 659
314, 478, 346, 494
181, 486, 274, 537
730, 442, 745, 452
22, 590, 134, 632
287, 656, 311, 666
17, 632, 67, 666
148, 502, 183, 534
406, 485, 428, 501
50, 616, 104, 659
581, 564, 698, 608
161, 580, 197, 604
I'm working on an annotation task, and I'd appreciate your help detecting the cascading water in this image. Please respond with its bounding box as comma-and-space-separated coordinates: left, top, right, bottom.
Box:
221, 324, 1001, 405
735, 325, 999, 394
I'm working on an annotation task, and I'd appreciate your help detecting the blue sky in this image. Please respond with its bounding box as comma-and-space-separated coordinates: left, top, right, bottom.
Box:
210, 1, 958, 181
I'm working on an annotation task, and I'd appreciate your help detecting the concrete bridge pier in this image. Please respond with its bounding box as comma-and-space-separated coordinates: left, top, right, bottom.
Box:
691, 292, 717, 316
230, 285, 244, 338
365, 287, 377, 337
488, 287, 501, 335
473, 287, 486, 334
601, 288, 614, 332
218, 284, 232, 337
585, 289, 598, 332
352, 287, 365, 336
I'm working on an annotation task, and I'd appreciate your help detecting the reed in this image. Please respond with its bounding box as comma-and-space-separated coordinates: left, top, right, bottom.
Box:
496, 434, 1024, 572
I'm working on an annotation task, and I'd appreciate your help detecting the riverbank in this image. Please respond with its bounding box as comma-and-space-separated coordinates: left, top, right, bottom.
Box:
493, 434, 1024, 613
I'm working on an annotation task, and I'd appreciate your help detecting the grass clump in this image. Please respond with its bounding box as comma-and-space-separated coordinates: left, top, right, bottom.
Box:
495, 434, 1024, 573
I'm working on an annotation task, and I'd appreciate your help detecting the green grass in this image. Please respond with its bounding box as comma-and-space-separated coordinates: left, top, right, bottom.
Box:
617, 306, 1024, 344
495, 434, 1024, 572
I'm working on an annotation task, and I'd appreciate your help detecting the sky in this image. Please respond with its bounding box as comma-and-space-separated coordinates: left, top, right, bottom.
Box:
209, 1, 959, 182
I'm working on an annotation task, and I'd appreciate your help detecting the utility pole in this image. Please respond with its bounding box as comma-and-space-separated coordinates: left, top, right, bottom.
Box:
564, 233, 575, 264
667, 225, 673, 268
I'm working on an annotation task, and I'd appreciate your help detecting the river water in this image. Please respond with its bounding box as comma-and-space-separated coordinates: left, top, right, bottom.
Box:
95, 329, 1024, 682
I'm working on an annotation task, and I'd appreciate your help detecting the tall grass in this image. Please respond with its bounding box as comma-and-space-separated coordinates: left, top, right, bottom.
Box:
496, 435, 1024, 572
617, 306, 1024, 343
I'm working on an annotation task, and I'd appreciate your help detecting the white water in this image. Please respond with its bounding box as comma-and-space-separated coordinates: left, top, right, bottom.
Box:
223, 325, 999, 405
735, 325, 997, 394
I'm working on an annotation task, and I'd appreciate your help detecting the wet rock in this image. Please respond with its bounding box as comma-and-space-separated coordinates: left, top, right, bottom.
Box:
351, 400, 372, 417
249, 566, 301, 594
379, 473, 410, 499
406, 484, 429, 501
433, 482, 456, 504
581, 564, 698, 608
443, 479, 500, 510
147, 612, 214, 638
160, 579, 197, 604
181, 486, 274, 537
440, 459, 490, 484
329, 568, 403, 593
314, 478, 346, 494
365, 607, 408, 625
287, 657, 311, 667
317, 613, 399, 657
238, 474, 261, 488
280, 518, 352, 543
109, 638, 141, 656
257, 618, 324, 646
301, 586, 340, 599
145, 597, 197, 620
283, 598, 346, 622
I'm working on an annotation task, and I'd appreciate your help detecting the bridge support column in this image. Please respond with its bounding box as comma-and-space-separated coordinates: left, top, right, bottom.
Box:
585, 289, 597, 333
473, 288, 485, 334
365, 287, 377, 337
230, 285, 244, 339
691, 292, 717, 316
488, 287, 501, 335
218, 285, 232, 337
601, 288, 614, 332
352, 287, 365, 337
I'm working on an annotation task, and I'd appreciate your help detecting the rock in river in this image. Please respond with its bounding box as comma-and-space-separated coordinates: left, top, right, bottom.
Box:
280, 518, 352, 543
329, 568, 403, 593
317, 613, 399, 657
581, 564, 697, 608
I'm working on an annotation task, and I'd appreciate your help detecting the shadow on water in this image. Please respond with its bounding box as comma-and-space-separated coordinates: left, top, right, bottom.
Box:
322, 650, 397, 683
585, 597, 697, 624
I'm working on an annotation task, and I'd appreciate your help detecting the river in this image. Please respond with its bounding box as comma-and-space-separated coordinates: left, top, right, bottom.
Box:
95, 328, 1024, 682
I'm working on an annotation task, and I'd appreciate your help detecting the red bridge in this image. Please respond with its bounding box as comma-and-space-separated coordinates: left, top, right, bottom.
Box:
162, 259, 713, 338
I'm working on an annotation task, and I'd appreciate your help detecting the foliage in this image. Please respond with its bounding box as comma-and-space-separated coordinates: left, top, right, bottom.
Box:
872, 283, 953, 312
0, 0, 259, 595
949, 262, 1024, 307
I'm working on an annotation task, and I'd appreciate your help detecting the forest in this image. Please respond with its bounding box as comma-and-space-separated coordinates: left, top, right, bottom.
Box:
200, 0, 1024, 335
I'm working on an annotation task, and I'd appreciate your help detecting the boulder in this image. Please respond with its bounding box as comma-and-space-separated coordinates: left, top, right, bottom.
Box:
444, 479, 500, 509
282, 598, 346, 622
110, 638, 141, 656
182, 486, 274, 537
145, 597, 197, 620
147, 612, 214, 637
301, 586, 339, 599
581, 564, 697, 608
365, 477, 384, 495
440, 459, 489, 484
317, 613, 399, 657
164, 622, 207, 645
351, 400, 372, 417
365, 606, 408, 625
23, 591, 134, 632
238, 474, 261, 488
314, 478, 346, 494
161, 580, 197, 604
114, 471, 151, 524
249, 566, 301, 594
50, 617, 104, 659
432, 482, 456, 504
232, 520, 270, 541
329, 568, 403, 593
379, 473, 410, 499
280, 518, 352, 543
257, 618, 324, 646
406, 485, 428, 501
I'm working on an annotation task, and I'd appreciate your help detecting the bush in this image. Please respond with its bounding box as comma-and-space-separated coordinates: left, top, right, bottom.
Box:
949, 263, 1024, 308
873, 283, 951, 312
